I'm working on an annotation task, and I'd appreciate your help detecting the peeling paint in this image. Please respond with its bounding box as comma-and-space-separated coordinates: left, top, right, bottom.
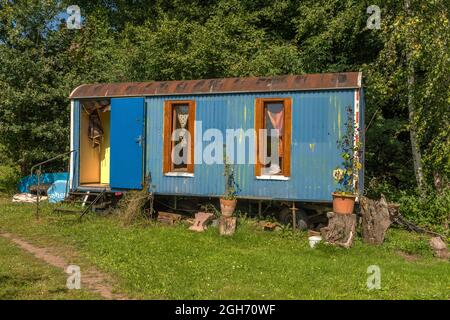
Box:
337, 110, 341, 140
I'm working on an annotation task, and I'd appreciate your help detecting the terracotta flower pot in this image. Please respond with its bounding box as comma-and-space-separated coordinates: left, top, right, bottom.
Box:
332, 192, 357, 215
220, 198, 237, 217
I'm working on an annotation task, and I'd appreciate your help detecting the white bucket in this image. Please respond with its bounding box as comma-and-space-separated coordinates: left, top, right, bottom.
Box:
308, 236, 322, 248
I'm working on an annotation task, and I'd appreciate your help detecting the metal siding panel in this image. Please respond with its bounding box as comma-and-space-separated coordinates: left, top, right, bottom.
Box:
110, 97, 145, 189
70, 100, 74, 189
145, 90, 355, 201
72, 100, 80, 189
359, 88, 365, 194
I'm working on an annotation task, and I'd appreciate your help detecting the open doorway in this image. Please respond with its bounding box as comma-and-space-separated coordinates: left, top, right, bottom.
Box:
79, 99, 110, 188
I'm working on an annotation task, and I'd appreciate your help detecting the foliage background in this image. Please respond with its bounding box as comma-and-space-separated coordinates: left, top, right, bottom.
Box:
0, 0, 448, 230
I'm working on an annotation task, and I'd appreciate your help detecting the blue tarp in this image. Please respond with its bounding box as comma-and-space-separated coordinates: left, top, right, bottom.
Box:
18, 172, 69, 193
47, 180, 69, 203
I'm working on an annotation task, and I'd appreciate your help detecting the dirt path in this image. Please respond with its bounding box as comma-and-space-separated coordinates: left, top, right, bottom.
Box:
0, 232, 128, 300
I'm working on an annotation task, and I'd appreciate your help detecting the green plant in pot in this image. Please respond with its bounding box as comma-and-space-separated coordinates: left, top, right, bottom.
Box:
220, 154, 237, 218
332, 106, 362, 215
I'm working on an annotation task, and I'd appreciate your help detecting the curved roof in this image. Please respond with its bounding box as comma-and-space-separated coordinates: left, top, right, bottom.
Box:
70, 72, 362, 99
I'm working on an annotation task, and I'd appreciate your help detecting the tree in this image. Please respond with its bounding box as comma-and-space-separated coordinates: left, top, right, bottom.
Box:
0, 0, 71, 174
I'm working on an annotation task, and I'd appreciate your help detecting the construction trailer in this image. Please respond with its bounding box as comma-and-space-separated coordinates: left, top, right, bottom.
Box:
68, 72, 365, 223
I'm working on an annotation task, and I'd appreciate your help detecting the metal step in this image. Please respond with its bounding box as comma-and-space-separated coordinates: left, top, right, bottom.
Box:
69, 192, 103, 196
53, 208, 82, 215
79, 189, 107, 220
92, 201, 112, 209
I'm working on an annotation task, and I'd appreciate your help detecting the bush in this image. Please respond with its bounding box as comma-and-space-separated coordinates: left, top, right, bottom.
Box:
365, 177, 449, 234
0, 164, 20, 194
396, 189, 450, 234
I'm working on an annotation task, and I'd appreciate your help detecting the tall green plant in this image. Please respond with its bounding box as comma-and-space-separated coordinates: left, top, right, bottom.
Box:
333, 106, 362, 195
223, 152, 237, 201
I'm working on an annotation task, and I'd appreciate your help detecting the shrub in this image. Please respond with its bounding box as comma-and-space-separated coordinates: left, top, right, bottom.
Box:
396, 189, 450, 234
365, 177, 449, 234
0, 164, 20, 194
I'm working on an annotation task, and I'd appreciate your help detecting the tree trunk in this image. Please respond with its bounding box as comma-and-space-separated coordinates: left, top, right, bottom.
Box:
360, 195, 392, 244
320, 212, 357, 248
405, 0, 426, 195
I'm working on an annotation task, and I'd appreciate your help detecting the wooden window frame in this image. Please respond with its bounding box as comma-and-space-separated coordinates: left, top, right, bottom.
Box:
254, 97, 292, 177
163, 100, 196, 174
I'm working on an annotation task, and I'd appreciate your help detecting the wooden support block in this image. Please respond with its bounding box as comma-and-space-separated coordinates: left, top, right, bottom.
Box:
29, 184, 52, 195
308, 230, 321, 237
219, 216, 237, 236
189, 212, 214, 232
320, 212, 357, 248
263, 222, 279, 231
157, 211, 182, 225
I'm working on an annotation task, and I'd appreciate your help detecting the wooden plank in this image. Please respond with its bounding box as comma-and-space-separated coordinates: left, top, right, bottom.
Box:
157, 211, 183, 225
187, 100, 195, 173
283, 97, 292, 177
254, 98, 263, 177
163, 101, 172, 174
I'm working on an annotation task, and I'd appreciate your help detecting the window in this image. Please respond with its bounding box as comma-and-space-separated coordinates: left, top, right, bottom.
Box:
163, 100, 195, 174
255, 98, 291, 177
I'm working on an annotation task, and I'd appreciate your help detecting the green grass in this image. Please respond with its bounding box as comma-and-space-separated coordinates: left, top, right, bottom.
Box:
0, 197, 448, 300
0, 236, 100, 299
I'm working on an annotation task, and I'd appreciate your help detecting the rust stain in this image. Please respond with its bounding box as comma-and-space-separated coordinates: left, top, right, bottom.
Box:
70, 72, 362, 99
338, 110, 341, 140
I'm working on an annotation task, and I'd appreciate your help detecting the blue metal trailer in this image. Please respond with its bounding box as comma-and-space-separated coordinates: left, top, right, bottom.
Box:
69, 72, 364, 204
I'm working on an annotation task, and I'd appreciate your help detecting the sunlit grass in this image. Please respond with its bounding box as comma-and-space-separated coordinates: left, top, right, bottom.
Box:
0, 197, 448, 300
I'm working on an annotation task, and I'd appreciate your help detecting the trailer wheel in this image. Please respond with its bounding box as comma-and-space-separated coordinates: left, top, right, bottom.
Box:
278, 207, 309, 231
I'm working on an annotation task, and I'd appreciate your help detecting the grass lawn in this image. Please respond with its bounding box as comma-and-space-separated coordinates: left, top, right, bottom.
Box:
0, 236, 100, 299
0, 197, 448, 300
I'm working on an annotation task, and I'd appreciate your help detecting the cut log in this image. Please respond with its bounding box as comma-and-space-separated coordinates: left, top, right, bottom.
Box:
189, 212, 214, 232
219, 216, 237, 236
262, 222, 279, 231
320, 212, 357, 248
157, 211, 183, 225
360, 195, 392, 244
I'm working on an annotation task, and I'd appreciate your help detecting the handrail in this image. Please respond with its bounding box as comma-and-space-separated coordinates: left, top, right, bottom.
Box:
30, 150, 76, 177
31, 150, 76, 220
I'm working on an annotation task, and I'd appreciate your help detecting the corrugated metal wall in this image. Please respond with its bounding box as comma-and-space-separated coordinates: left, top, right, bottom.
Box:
145, 90, 356, 202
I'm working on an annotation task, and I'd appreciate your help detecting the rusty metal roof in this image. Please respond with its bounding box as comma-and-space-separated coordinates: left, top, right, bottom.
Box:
70, 72, 362, 99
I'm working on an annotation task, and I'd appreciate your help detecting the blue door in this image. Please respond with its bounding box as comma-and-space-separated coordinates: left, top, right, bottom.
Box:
110, 97, 145, 189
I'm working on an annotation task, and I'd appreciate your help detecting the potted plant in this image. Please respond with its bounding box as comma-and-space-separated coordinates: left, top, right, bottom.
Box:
332, 107, 362, 215
220, 155, 237, 217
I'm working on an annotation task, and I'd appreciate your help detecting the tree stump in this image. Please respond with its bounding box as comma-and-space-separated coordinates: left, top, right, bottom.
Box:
360, 195, 392, 244
320, 212, 357, 248
189, 212, 214, 232
219, 216, 237, 236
